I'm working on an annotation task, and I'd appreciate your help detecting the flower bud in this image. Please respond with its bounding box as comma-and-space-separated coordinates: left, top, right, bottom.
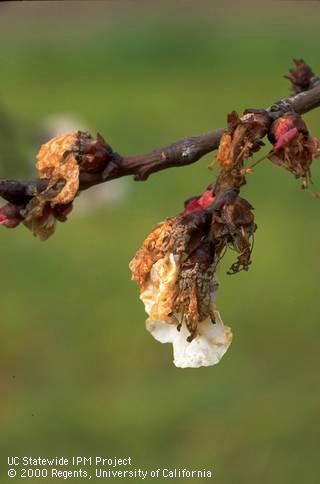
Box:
0, 203, 23, 228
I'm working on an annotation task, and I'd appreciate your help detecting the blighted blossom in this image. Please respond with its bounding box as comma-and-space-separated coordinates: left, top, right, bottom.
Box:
130, 188, 256, 368
267, 113, 320, 187
284, 59, 317, 94
211, 110, 271, 196
0, 131, 111, 239
215, 111, 270, 171
130, 220, 232, 368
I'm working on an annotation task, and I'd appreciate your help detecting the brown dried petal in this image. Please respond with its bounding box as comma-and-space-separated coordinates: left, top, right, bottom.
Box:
267, 114, 319, 185
223, 197, 254, 227
268, 132, 315, 182
36, 133, 80, 205
129, 219, 175, 289
215, 133, 233, 168
22, 201, 56, 240
23, 215, 56, 241
211, 195, 256, 274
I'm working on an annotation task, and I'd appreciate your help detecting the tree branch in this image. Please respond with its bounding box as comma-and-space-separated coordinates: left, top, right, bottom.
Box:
0, 61, 320, 206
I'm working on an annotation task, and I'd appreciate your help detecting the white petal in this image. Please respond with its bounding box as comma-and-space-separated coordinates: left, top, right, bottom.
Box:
146, 310, 232, 368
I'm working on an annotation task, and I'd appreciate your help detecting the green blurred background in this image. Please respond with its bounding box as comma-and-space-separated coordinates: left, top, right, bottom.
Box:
0, 1, 320, 483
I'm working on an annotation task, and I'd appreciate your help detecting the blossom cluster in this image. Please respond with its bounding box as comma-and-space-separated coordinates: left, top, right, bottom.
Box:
130, 186, 257, 368
0, 131, 110, 239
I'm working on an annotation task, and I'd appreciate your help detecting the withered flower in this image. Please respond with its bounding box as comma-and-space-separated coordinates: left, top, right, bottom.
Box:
0, 131, 111, 240
213, 111, 271, 197
215, 111, 270, 172
23, 204, 56, 241
130, 190, 235, 368
0, 196, 74, 241
130, 185, 258, 367
284, 59, 316, 94
22, 200, 74, 241
267, 113, 320, 186
36, 131, 111, 205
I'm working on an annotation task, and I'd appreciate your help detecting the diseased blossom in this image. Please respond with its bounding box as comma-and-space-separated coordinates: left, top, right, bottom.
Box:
0, 199, 74, 240
23, 204, 57, 241
36, 131, 112, 205
215, 110, 270, 172
0, 131, 111, 240
22, 202, 73, 241
284, 59, 316, 94
130, 190, 235, 368
267, 113, 320, 186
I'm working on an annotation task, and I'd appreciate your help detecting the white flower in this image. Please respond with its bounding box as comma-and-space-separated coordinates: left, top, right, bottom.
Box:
146, 310, 232, 368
